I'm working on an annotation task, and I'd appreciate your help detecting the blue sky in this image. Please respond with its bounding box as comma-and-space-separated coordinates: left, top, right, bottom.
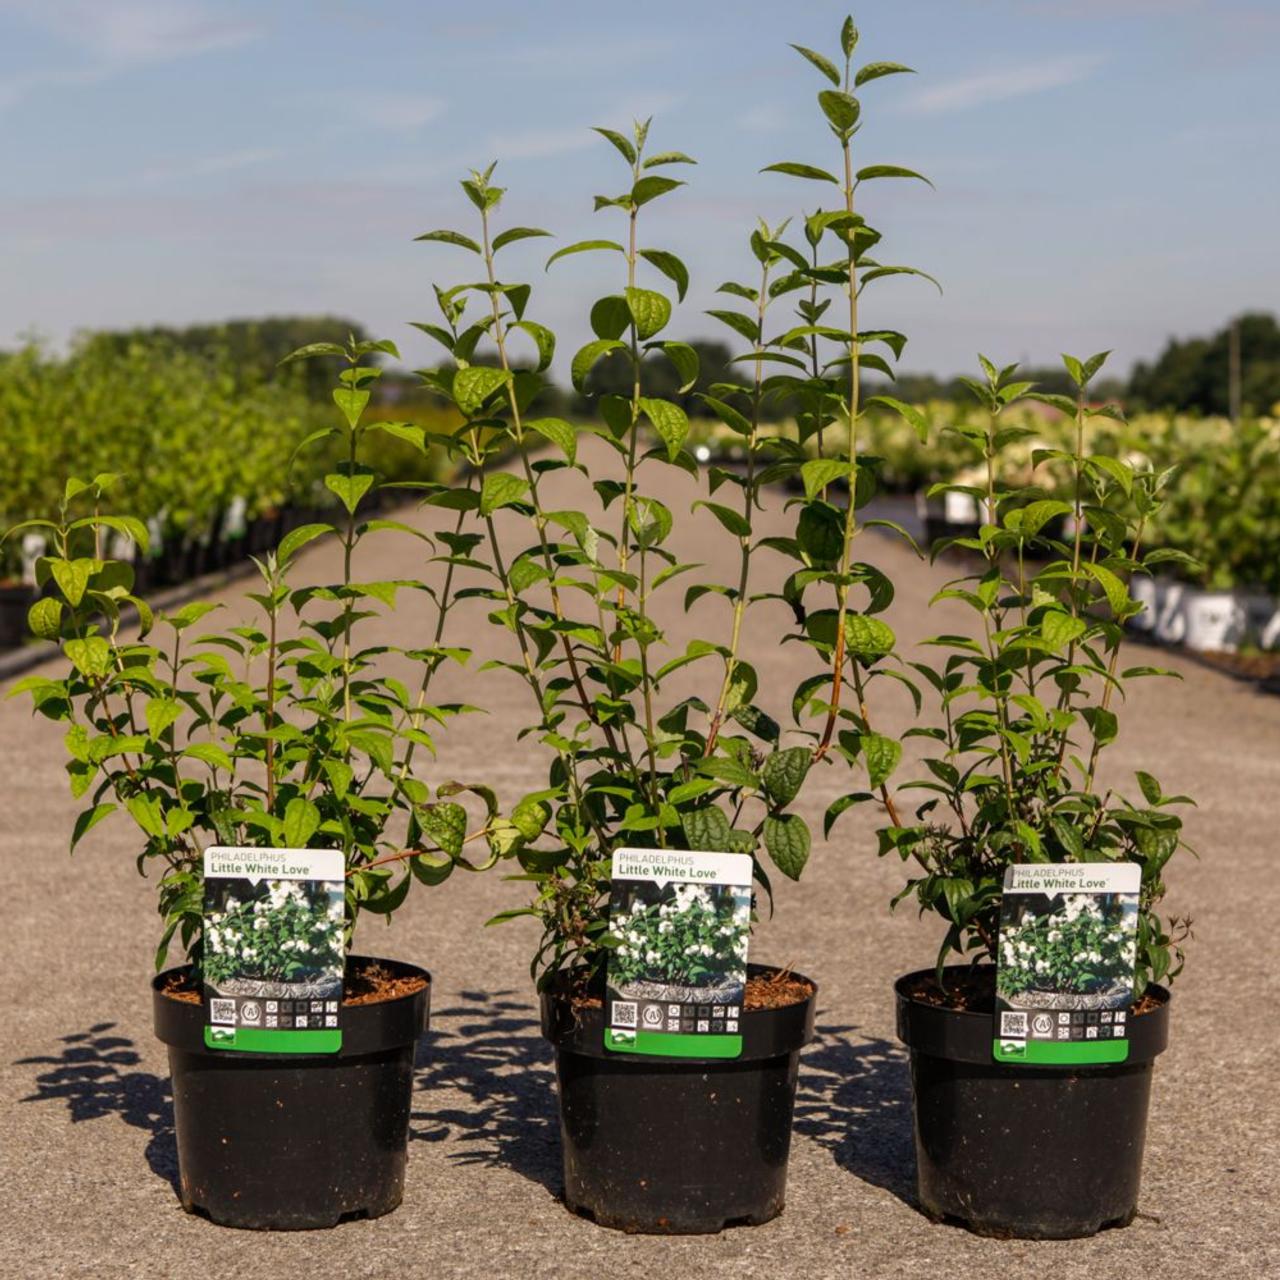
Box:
2, 0, 1277, 379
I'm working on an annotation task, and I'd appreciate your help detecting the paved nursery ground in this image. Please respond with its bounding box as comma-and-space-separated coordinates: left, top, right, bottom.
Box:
1, 440, 1277, 1279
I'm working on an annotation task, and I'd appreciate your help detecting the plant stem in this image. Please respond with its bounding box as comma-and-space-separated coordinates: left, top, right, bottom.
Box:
706, 256, 770, 755
815, 134, 861, 759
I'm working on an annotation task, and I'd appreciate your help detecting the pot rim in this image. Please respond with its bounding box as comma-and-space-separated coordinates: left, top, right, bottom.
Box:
152, 953, 430, 1060
895, 963, 1170, 1068
541, 960, 818, 1064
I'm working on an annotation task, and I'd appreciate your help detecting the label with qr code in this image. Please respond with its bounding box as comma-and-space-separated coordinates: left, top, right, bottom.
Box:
603, 848, 752, 1059
201, 847, 345, 1054
993, 863, 1141, 1065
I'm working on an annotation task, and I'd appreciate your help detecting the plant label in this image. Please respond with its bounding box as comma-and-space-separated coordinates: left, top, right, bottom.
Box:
201, 847, 346, 1054
603, 848, 752, 1059
993, 862, 1141, 1065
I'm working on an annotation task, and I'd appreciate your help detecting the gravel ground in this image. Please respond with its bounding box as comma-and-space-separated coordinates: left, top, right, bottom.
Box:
2, 442, 1277, 1278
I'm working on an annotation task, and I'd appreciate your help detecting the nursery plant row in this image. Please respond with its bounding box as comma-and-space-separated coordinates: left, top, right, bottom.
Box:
0, 336, 451, 646
695, 402, 1280, 654
7, 14, 1194, 1245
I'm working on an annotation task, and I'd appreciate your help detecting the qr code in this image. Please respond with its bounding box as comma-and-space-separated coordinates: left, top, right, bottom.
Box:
611, 1001, 638, 1029
210, 999, 237, 1025
1000, 1011, 1028, 1038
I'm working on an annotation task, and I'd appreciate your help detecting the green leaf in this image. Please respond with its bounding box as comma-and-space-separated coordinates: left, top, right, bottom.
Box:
845, 614, 895, 660
492, 226, 551, 251
694, 501, 750, 537
864, 732, 901, 789
638, 397, 689, 460
626, 286, 672, 340
1136, 771, 1163, 805
525, 417, 577, 464
865, 395, 929, 440
701, 395, 752, 435
414, 228, 482, 253
762, 747, 811, 807
593, 126, 636, 163
419, 801, 467, 857
628, 496, 673, 548
681, 806, 732, 853
855, 61, 915, 87
706, 309, 760, 343
631, 175, 684, 207
324, 471, 374, 515
27, 596, 63, 641
639, 249, 689, 302
125, 794, 166, 840
818, 89, 861, 133
653, 340, 699, 392
454, 365, 512, 416
50, 558, 93, 607
571, 338, 625, 392
167, 601, 219, 631
277, 522, 334, 565
763, 813, 811, 880
546, 239, 626, 268
801, 458, 851, 500
145, 698, 181, 741
479, 472, 530, 516
856, 164, 933, 188
71, 802, 116, 851
797, 502, 845, 565
762, 161, 840, 184
476, 329, 531, 378
332, 386, 370, 429
790, 43, 840, 85
1042, 610, 1087, 651
841, 16, 858, 56
65, 636, 112, 679
283, 797, 321, 848
643, 150, 696, 169
81, 515, 150, 553
183, 742, 235, 771
279, 342, 345, 365
1086, 563, 1130, 615
590, 295, 631, 341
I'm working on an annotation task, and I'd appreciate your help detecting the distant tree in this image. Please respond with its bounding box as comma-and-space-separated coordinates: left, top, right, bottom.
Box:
1128, 312, 1280, 415
85, 316, 371, 400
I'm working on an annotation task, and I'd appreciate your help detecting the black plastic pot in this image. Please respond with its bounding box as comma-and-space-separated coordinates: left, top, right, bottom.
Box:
0, 582, 33, 648
540, 963, 816, 1234
152, 955, 429, 1230
896, 965, 1170, 1239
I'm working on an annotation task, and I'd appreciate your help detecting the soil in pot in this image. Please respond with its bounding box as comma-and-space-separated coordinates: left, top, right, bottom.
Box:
153, 955, 429, 1231
896, 964, 1170, 1240
541, 963, 816, 1235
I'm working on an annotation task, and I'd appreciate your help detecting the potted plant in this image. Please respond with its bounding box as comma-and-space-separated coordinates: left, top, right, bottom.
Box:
5, 340, 494, 1230
829, 353, 1195, 1237
409, 13, 932, 1235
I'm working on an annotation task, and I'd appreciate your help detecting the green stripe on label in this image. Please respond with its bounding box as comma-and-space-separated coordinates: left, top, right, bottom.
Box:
605, 1030, 743, 1059
204, 1027, 342, 1054
992, 1037, 1129, 1065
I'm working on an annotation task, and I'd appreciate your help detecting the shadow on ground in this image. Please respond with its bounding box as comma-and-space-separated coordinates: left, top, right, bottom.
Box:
14, 1022, 179, 1192
411, 989, 562, 1196
794, 1019, 917, 1209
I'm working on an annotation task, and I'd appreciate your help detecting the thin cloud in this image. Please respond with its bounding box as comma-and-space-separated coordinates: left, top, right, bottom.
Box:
3, 1, 262, 64
339, 91, 447, 133
900, 54, 1107, 116
488, 127, 597, 162
137, 147, 282, 186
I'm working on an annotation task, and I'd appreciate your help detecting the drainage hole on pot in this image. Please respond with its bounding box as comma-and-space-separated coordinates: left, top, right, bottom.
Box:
336, 1208, 372, 1225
